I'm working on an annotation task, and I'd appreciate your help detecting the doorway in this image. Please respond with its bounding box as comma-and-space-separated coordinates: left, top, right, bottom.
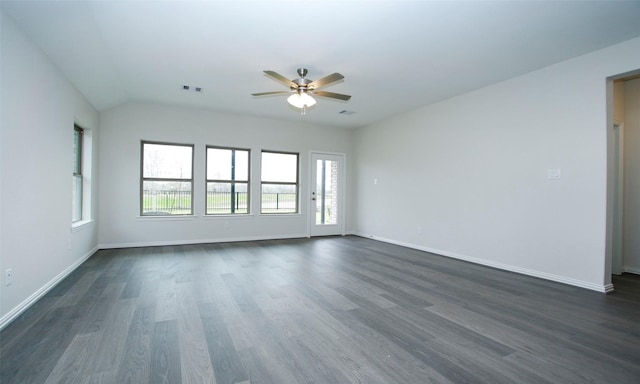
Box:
309, 152, 345, 237
607, 71, 640, 285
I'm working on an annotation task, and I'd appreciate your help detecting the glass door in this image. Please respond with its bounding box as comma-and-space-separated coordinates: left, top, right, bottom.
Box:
309, 153, 344, 237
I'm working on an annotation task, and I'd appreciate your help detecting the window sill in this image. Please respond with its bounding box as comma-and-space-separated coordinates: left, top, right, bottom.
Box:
258, 213, 302, 218
202, 214, 254, 219
137, 215, 197, 221
71, 219, 94, 232
134, 213, 302, 221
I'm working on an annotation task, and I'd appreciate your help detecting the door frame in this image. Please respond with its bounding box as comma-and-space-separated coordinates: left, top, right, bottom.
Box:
307, 151, 346, 237
611, 122, 624, 275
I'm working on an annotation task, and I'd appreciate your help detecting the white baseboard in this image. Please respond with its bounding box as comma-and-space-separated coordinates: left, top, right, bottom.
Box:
99, 233, 309, 249
4, 231, 615, 331
0, 246, 99, 331
354, 232, 612, 293
622, 266, 640, 275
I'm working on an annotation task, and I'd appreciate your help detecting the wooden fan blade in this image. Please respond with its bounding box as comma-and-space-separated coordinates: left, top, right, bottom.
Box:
308, 73, 344, 89
312, 90, 351, 101
251, 91, 293, 96
264, 70, 297, 88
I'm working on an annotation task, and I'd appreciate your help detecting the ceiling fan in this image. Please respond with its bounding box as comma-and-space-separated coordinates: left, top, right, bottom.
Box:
252, 68, 351, 114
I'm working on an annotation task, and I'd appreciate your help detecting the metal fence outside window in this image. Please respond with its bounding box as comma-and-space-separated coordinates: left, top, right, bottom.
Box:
142, 190, 192, 215
261, 192, 296, 213
207, 191, 248, 214
143, 190, 297, 214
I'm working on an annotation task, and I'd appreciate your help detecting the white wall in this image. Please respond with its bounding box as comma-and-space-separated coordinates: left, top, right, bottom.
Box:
353, 37, 640, 292
0, 11, 99, 327
623, 78, 640, 273
98, 102, 353, 248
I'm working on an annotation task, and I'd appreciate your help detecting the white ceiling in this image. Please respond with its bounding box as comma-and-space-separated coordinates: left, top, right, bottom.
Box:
3, 1, 640, 129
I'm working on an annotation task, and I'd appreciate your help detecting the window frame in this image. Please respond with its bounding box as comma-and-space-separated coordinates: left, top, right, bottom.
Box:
260, 150, 299, 214
205, 145, 251, 215
72, 125, 84, 222
140, 140, 195, 216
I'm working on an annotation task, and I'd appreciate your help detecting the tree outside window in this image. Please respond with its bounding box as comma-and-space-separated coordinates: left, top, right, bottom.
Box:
141, 141, 194, 216
72, 125, 83, 222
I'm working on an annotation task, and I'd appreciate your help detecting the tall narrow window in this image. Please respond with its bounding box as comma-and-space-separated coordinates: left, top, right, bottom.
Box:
72, 125, 83, 222
206, 146, 250, 214
261, 151, 299, 214
141, 141, 194, 216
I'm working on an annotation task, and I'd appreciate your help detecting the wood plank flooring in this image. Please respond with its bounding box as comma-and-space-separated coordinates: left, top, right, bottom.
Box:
1, 236, 640, 383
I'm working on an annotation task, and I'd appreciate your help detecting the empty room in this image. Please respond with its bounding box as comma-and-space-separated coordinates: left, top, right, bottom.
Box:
1, 1, 640, 383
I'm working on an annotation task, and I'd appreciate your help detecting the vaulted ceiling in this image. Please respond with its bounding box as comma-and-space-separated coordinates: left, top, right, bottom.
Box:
3, 1, 640, 128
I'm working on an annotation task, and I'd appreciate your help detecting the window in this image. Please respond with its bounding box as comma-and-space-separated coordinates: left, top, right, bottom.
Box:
72, 125, 83, 222
141, 141, 194, 216
206, 146, 250, 214
261, 151, 298, 214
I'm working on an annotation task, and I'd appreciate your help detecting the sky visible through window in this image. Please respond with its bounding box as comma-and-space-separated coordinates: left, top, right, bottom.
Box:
143, 143, 192, 179
207, 148, 249, 180
144, 146, 296, 182
261, 152, 297, 182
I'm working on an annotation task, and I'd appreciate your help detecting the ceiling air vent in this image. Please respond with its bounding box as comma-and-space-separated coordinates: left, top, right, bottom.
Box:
182, 85, 203, 93
339, 110, 355, 115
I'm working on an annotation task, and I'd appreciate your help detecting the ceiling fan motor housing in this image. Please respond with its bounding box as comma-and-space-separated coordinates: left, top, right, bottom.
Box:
292, 79, 312, 90
293, 68, 312, 90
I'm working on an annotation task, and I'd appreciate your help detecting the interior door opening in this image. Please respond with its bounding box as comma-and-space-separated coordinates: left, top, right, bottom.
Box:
607, 70, 640, 288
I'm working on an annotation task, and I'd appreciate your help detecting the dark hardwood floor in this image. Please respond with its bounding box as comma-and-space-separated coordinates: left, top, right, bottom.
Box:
1, 236, 639, 383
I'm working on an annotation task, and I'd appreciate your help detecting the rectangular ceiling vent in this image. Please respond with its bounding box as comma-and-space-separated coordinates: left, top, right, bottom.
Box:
182, 85, 203, 93
339, 110, 355, 115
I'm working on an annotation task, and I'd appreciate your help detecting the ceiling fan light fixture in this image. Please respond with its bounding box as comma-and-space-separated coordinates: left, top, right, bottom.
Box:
287, 91, 316, 109
253, 68, 350, 114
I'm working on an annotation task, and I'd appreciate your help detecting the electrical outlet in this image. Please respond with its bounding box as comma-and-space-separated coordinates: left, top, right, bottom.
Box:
224, 221, 230, 229
5, 269, 12, 286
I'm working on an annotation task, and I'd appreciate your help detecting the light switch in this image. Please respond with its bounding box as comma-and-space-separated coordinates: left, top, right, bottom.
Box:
547, 169, 561, 180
